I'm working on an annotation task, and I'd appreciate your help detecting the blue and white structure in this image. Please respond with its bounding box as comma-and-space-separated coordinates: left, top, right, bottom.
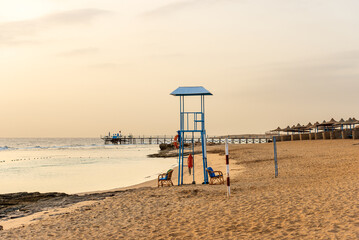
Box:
171, 86, 213, 185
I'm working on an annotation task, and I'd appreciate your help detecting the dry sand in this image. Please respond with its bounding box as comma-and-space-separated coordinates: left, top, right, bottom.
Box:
1, 140, 358, 239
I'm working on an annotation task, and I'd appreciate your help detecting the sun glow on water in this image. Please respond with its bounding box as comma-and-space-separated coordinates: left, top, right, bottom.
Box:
0, 139, 177, 194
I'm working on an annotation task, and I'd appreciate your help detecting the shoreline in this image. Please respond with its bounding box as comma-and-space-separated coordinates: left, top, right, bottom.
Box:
0, 147, 233, 230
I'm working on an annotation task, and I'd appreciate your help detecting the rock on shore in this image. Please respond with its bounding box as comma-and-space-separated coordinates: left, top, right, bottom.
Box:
0, 191, 129, 222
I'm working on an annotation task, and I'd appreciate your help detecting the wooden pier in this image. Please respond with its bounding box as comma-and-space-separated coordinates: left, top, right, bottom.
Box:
101, 135, 273, 145
101, 136, 174, 145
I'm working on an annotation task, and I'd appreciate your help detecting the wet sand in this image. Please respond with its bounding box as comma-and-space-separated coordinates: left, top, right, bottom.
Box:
1, 140, 358, 239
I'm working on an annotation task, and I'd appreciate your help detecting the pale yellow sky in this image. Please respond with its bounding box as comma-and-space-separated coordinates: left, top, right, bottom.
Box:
1, 0, 359, 137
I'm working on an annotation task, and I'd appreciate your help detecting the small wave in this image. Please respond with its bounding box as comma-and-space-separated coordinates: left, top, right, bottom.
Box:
0, 146, 9, 151
23, 146, 49, 150
2, 144, 115, 151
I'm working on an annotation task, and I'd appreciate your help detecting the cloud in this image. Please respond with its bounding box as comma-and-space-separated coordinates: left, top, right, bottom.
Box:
142, 1, 197, 17
41, 8, 110, 25
58, 47, 99, 57
274, 50, 359, 83
237, 50, 359, 105
148, 53, 185, 59
141, 0, 232, 18
0, 8, 110, 46
88, 62, 127, 69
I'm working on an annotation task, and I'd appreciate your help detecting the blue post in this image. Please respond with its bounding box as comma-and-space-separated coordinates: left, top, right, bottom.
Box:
273, 136, 278, 178
177, 130, 181, 186
201, 130, 208, 184
181, 131, 184, 185
192, 132, 195, 184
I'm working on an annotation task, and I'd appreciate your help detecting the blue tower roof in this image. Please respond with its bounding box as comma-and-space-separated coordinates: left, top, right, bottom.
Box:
170, 86, 213, 96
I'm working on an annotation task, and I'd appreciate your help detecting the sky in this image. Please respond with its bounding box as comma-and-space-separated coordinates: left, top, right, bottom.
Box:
1, 0, 359, 137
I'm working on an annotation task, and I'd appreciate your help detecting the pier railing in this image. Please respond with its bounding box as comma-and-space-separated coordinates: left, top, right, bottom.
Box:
101, 136, 272, 145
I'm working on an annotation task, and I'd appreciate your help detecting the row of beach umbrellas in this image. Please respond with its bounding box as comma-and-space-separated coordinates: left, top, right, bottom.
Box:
271, 118, 359, 134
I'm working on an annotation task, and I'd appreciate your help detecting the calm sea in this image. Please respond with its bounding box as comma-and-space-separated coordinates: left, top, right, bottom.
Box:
0, 138, 177, 194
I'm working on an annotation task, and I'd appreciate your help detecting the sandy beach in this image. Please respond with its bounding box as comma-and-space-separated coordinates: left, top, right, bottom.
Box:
1, 140, 359, 239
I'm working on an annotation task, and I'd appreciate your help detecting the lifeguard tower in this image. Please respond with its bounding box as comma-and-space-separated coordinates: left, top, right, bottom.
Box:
170, 86, 213, 185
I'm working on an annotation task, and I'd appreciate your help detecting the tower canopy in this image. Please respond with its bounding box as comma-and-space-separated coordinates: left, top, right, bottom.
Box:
170, 86, 213, 96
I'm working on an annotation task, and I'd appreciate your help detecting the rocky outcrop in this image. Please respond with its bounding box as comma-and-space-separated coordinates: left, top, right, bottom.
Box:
0, 190, 135, 222
159, 143, 175, 151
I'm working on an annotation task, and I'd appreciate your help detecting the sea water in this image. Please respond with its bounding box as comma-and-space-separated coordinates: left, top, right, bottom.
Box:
0, 138, 177, 194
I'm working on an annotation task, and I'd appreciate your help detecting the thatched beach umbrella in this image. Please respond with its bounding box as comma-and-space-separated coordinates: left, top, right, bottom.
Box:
345, 118, 353, 124
327, 118, 338, 131
344, 118, 355, 129
352, 117, 359, 127
312, 121, 320, 132
336, 118, 346, 130
271, 127, 282, 132
282, 126, 291, 131
316, 120, 328, 131
318, 119, 338, 131
328, 118, 338, 124
346, 117, 359, 129
270, 127, 282, 135
305, 122, 314, 132
319, 120, 327, 125
281, 126, 293, 135
293, 123, 307, 133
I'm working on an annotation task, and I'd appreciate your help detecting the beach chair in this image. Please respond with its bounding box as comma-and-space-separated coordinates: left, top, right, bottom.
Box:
206, 167, 224, 185
158, 169, 174, 187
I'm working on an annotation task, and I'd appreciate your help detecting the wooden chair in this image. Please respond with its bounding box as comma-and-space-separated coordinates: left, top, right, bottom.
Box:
206, 167, 224, 185
158, 169, 174, 187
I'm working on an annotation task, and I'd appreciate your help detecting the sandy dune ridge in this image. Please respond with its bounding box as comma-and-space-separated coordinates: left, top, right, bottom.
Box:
0, 140, 358, 239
